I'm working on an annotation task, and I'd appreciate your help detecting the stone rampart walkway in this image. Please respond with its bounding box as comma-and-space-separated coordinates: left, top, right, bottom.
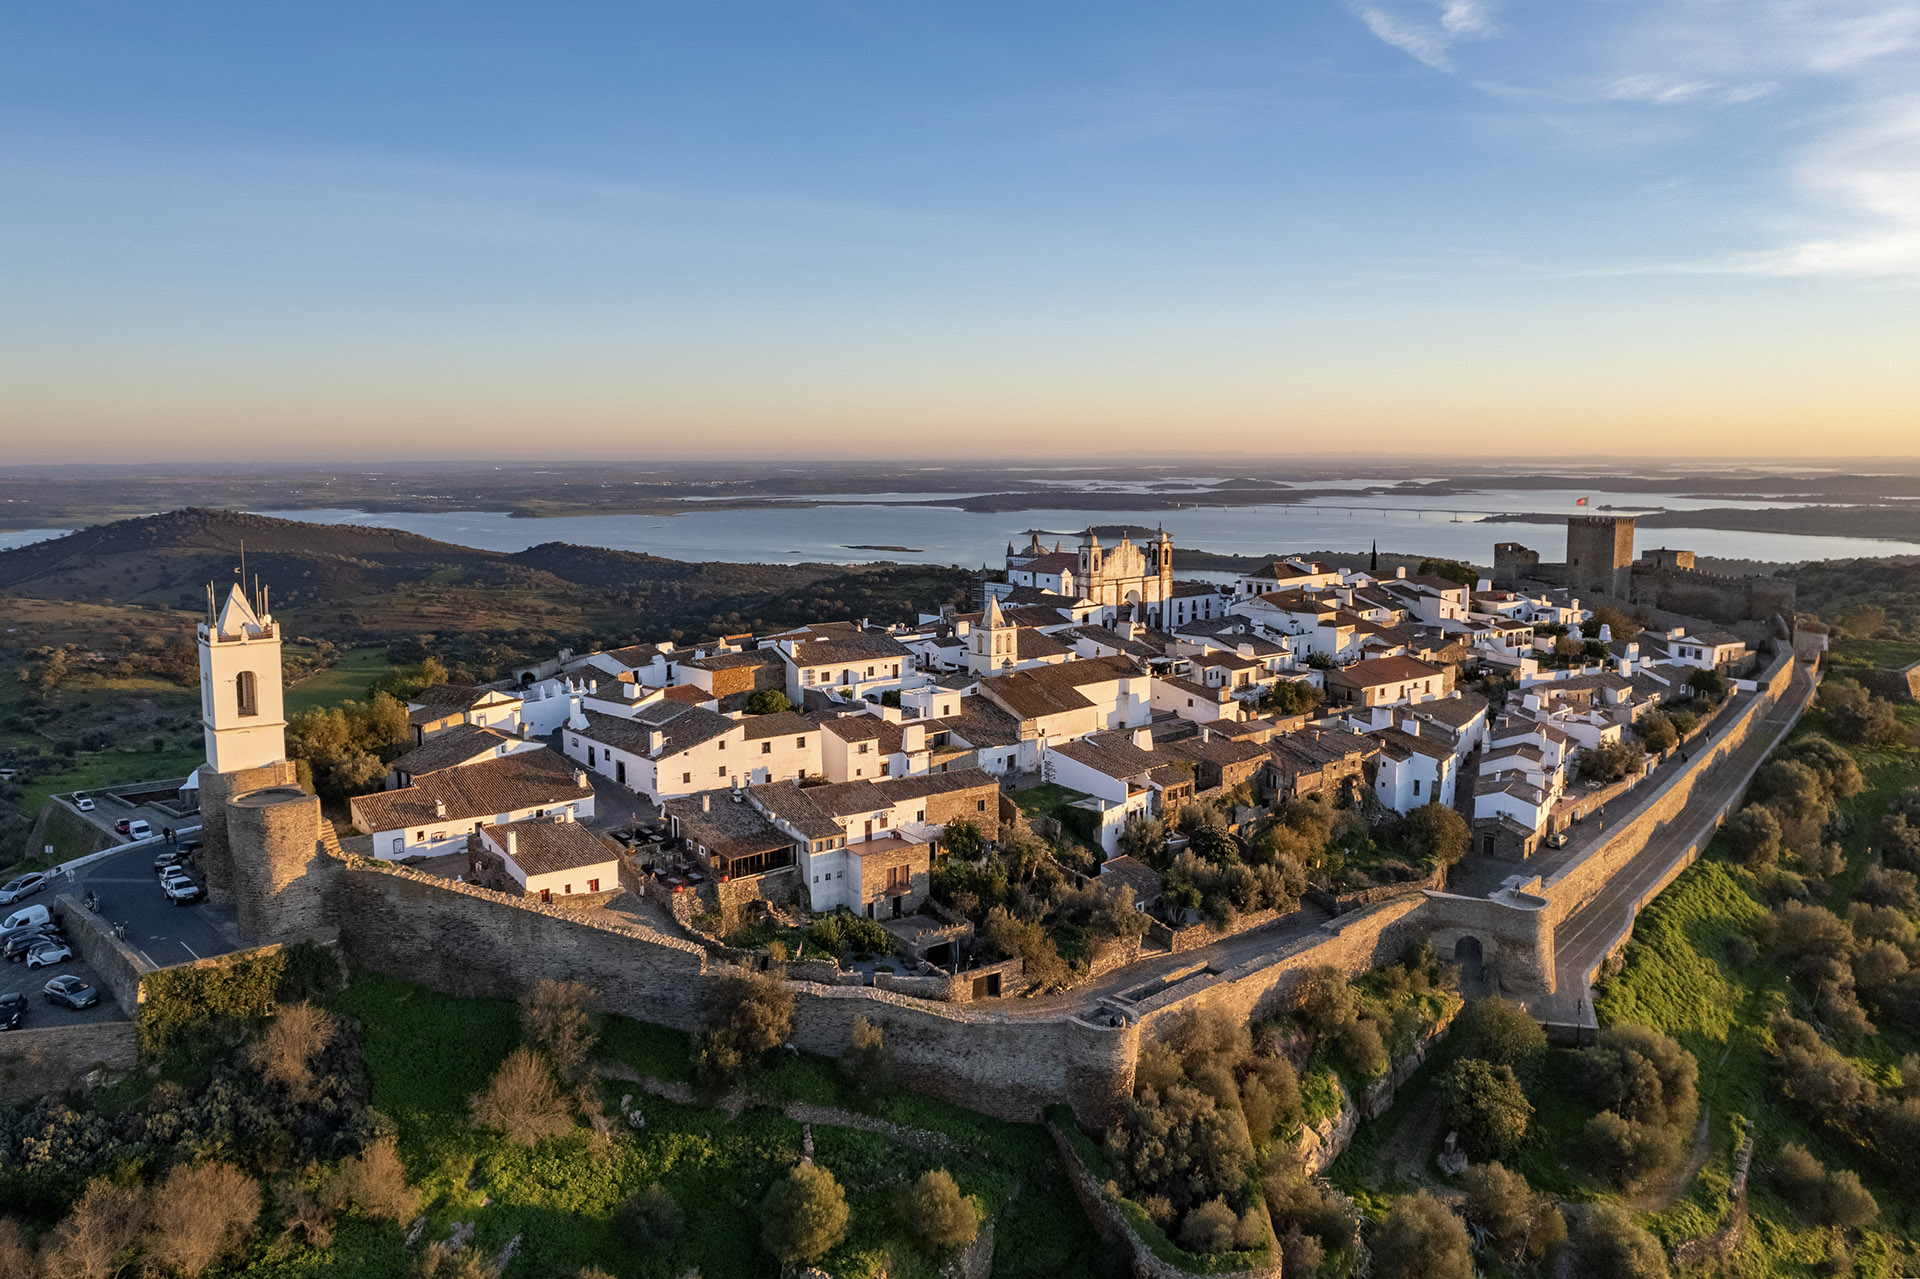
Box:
1527, 663, 1815, 1030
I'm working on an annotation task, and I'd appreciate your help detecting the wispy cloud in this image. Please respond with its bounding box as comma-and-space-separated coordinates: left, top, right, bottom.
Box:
1344, 0, 1920, 277
1349, 0, 1501, 71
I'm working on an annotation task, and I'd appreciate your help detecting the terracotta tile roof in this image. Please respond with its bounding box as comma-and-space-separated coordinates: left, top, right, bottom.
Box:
1162, 733, 1267, 769
1372, 726, 1454, 762
352, 750, 592, 834
742, 711, 816, 740
1016, 629, 1072, 660
1100, 854, 1163, 902
1014, 552, 1079, 574
1408, 691, 1488, 730
576, 704, 734, 758
979, 655, 1141, 720
1327, 656, 1444, 688
601, 643, 669, 667
660, 685, 715, 706
484, 815, 618, 878
683, 649, 782, 672
785, 633, 911, 668
390, 725, 520, 778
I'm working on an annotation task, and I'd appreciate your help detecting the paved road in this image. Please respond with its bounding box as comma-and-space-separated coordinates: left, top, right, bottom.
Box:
1532, 665, 1814, 1026
68, 845, 242, 968
54, 788, 195, 850
0, 951, 126, 1030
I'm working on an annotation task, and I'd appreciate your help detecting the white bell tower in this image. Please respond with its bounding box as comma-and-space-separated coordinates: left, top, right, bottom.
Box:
198, 579, 287, 774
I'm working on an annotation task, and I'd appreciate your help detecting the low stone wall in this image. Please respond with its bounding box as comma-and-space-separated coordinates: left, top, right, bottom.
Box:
1085, 932, 1145, 978
1148, 907, 1283, 955
54, 893, 153, 1016
0, 1022, 136, 1103
1419, 888, 1556, 995
1131, 897, 1428, 1040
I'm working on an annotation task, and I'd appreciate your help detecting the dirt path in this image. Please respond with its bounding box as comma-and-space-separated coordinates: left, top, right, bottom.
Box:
1627, 1109, 1713, 1213
597, 1059, 967, 1155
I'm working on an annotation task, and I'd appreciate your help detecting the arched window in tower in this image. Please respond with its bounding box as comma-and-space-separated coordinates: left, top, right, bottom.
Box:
236, 670, 259, 718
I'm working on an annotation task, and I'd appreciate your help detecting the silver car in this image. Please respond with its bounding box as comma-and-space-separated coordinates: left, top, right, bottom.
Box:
25, 940, 73, 970
0, 874, 47, 906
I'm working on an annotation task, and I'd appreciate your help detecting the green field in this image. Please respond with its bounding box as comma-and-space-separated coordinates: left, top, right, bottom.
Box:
285, 647, 397, 714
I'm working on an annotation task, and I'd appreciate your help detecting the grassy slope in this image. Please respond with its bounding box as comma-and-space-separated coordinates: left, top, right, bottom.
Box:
1588, 680, 1920, 1276
324, 974, 1104, 1279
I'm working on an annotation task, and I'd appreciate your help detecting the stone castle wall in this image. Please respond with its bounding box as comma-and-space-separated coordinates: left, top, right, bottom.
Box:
1130, 897, 1428, 1041
228, 785, 332, 942
196, 760, 299, 907
1537, 653, 1795, 931
0, 1023, 136, 1103
328, 859, 1137, 1126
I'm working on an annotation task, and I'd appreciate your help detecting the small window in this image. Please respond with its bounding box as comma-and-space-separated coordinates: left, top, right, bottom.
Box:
762, 741, 772, 754
236, 670, 259, 717
414, 831, 425, 841
563, 884, 572, 895
796, 736, 807, 748
717, 739, 725, 751
858, 743, 870, 754
589, 878, 600, 892
878, 814, 889, 829
976, 800, 987, 812
916, 809, 925, 822
718, 765, 728, 778
1413, 780, 1421, 795
681, 772, 691, 784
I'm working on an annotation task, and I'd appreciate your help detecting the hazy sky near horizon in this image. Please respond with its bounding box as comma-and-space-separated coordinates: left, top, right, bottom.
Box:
4, 2, 1919, 462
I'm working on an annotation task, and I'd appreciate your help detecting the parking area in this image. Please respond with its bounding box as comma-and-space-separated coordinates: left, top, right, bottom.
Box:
56, 787, 197, 849
66, 845, 241, 969
0, 953, 126, 1029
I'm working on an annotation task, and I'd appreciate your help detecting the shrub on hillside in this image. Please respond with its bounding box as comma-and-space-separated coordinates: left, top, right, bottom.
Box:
1575, 1202, 1668, 1279
695, 966, 794, 1087
618, 1184, 684, 1254
1394, 802, 1471, 870
1581, 739, 1646, 785
249, 1001, 336, 1100
521, 979, 598, 1086
1820, 678, 1901, 745
1450, 996, 1546, 1069
469, 1046, 573, 1146
761, 1163, 849, 1265
1441, 1059, 1531, 1156
897, 1169, 979, 1253
844, 1015, 892, 1096
328, 1135, 418, 1223
1724, 805, 1783, 868
1370, 1191, 1472, 1279
141, 1161, 262, 1278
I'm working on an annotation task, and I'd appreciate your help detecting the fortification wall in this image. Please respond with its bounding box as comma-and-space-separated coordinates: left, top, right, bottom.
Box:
1131, 897, 1428, 1040
0, 1022, 136, 1103
228, 785, 331, 942
1419, 890, 1555, 994
1539, 654, 1793, 930
195, 760, 299, 905
329, 859, 1136, 1125
54, 894, 153, 1016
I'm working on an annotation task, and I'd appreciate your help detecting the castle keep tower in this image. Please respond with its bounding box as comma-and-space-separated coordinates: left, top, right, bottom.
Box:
1566, 515, 1635, 598
195, 579, 328, 942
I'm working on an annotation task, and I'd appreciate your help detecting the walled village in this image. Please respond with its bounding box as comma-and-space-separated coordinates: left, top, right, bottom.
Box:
12, 510, 1920, 1279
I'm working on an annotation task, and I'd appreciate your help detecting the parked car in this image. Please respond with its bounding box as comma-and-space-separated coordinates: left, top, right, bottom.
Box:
114, 819, 132, 835
153, 850, 188, 874
0, 874, 47, 906
4, 927, 64, 963
25, 940, 73, 970
42, 975, 98, 1011
0, 992, 23, 1031
161, 875, 203, 905
72, 793, 95, 812
0, 905, 52, 934
127, 820, 152, 840
1547, 831, 1570, 849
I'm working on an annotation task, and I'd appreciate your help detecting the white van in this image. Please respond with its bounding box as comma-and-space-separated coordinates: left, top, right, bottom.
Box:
127, 820, 152, 840
1, 904, 52, 934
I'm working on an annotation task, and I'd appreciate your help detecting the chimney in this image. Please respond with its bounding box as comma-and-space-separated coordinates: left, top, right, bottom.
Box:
573, 769, 587, 788
648, 728, 665, 755
505, 830, 517, 858
1200, 725, 1211, 743
1131, 726, 1153, 750
701, 793, 711, 813
434, 798, 447, 818
1396, 566, 1406, 578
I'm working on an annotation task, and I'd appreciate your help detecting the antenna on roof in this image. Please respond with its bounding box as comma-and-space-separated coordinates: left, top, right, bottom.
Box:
239, 540, 246, 603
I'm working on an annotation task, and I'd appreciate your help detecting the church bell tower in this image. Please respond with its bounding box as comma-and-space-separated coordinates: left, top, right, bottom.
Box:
198, 579, 287, 774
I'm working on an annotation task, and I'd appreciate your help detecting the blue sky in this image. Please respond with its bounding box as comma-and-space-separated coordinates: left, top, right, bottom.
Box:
3, 2, 1917, 461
